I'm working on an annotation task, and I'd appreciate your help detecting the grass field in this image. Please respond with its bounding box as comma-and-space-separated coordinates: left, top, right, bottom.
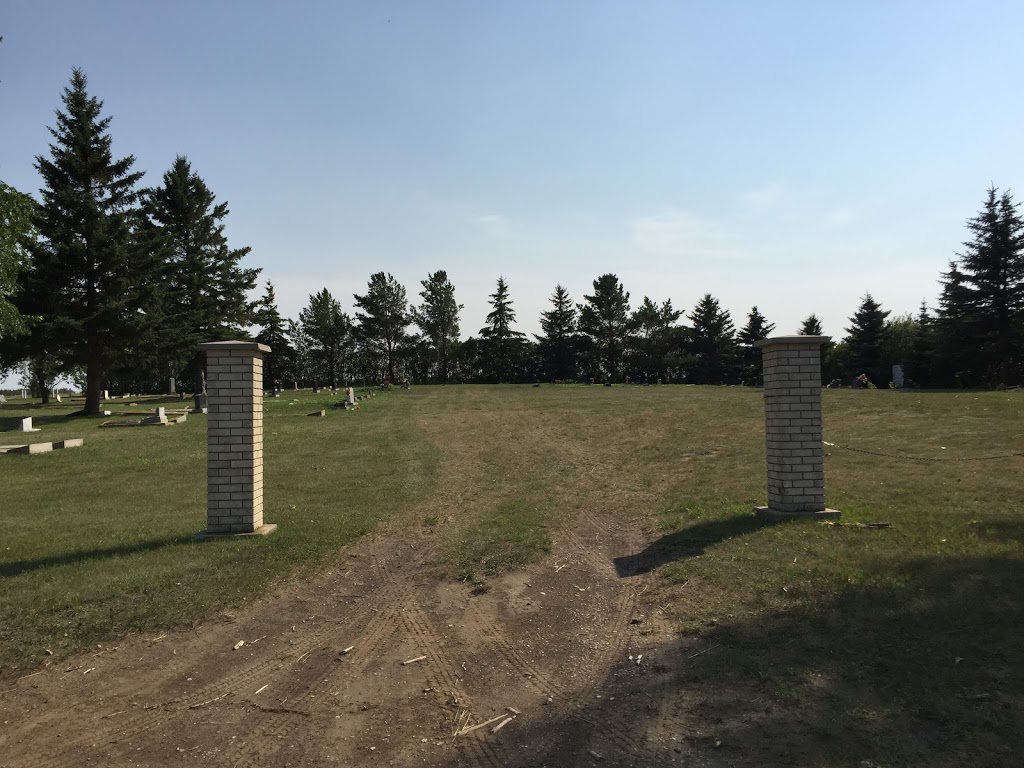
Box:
2, 385, 1022, 764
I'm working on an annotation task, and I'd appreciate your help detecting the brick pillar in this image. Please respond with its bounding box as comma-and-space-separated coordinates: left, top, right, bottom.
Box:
754, 336, 840, 520
195, 341, 277, 538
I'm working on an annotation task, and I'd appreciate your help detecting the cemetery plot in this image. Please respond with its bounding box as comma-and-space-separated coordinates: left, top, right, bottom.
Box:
0, 385, 1022, 767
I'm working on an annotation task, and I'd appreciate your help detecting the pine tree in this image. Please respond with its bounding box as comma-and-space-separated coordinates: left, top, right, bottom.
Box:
479, 276, 527, 382
353, 272, 410, 384
938, 186, 1024, 386
844, 293, 890, 387
687, 293, 738, 384
798, 314, 824, 336
298, 288, 353, 388
535, 284, 580, 381
627, 296, 682, 382
142, 155, 260, 391
736, 306, 775, 385
906, 301, 935, 387
410, 270, 462, 383
255, 280, 296, 387
27, 69, 157, 414
578, 274, 630, 383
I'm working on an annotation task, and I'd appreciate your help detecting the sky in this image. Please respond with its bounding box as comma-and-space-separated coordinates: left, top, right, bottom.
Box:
3, 1, 1024, 386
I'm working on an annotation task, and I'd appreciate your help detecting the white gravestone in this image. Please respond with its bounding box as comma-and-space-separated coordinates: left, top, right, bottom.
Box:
20, 417, 40, 432
346, 387, 355, 406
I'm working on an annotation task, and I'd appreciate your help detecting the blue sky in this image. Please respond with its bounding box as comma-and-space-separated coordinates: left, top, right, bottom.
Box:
3, 1, 1023, 379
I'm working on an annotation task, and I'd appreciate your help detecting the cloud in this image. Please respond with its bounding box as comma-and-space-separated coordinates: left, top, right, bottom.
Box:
743, 182, 786, 210
823, 205, 858, 227
630, 208, 742, 260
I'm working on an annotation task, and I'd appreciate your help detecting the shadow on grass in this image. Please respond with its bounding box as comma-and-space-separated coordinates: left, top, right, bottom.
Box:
425, 551, 1024, 767
613, 513, 776, 576
0, 412, 86, 432
1, 534, 195, 577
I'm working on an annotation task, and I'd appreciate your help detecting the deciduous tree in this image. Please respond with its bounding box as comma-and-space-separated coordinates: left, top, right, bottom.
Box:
298, 288, 353, 388
627, 296, 681, 382
0, 181, 36, 342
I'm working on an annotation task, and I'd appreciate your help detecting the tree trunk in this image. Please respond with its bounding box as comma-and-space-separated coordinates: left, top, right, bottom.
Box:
34, 370, 51, 405
84, 356, 102, 415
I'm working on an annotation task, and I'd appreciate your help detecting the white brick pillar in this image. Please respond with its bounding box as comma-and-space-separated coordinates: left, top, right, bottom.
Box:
195, 341, 277, 538
754, 336, 840, 520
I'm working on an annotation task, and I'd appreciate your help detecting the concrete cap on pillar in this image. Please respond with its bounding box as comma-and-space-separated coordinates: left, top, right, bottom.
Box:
197, 341, 271, 354
754, 335, 830, 348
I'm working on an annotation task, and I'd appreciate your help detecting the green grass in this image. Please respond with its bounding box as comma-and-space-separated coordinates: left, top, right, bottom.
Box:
2, 385, 1023, 765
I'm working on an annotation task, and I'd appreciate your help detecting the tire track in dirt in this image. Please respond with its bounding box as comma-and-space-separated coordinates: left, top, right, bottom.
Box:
216, 534, 419, 767
400, 604, 504, 768
27, 536, 406, 768
552, 510, 656, 761
365, 532, 504, 768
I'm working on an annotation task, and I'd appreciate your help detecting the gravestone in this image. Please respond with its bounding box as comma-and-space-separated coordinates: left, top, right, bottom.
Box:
346, 387, 355, 406
754, 336, 840, 520
20, 417, 39, 432
195, 341, 275, 538
55, 393, 62, 403
0, 395, 5, 403
103, 390, 109, 401
169, 377, 176, 395
193, 392, 208, 414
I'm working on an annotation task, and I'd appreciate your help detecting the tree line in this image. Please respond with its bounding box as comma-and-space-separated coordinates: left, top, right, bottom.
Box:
2, 71, 1023, 413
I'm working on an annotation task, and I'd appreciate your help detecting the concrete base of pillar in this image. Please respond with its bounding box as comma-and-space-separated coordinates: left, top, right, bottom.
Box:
193, 523, 278, 541
754, 507, 841, 521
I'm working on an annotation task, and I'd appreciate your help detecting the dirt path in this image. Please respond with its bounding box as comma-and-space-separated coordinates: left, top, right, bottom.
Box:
0, 510, 699, 767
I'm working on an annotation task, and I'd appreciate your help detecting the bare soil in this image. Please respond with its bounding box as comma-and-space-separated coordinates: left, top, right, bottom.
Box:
0, 511, 709, 767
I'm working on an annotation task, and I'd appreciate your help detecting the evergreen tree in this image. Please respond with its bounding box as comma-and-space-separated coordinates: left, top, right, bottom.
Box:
0, 181, 36, 342
578, 274, 630, 382
479, 276, 527, 382
736, 305, 775, 385
142, 155, 260, 391
255, 280, 296, 387
26, 69, 157, 414
906, 301, 936, 387
798, 314, 824, 336
938, 186, 1024, 386
627, 296, 681, 382
298, 288, 353, 388
353, 272, 410, 384
935, 261, 976, 386
687, 293, 738, 384
535, 284, 580, 381
844, 293, 890, 387
409, 270, 462, 383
